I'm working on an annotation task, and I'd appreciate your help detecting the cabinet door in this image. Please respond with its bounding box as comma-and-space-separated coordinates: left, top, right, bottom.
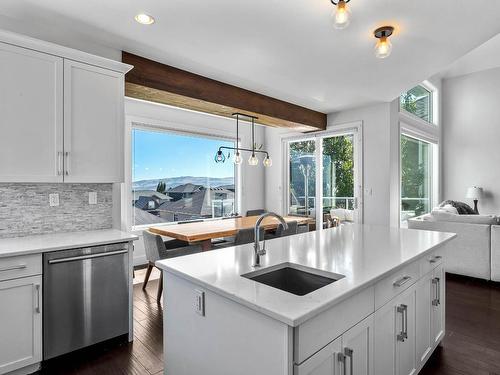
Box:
0, 276, 42, 374
0, 42, 63, 182
63, 60, 124, 183
431, 265, 445, 345
374, 299, 397, 375
396, 287, 416, 375
415, 272, 433, 368
342, 315, 374, 375
295, 337, 342, 375
374, 286, 416, 375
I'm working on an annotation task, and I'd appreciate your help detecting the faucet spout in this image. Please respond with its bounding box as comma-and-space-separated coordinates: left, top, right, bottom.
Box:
253, 212, 288, 267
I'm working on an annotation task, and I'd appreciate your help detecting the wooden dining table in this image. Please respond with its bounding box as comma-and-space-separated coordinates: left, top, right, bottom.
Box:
148, 215, 311, 251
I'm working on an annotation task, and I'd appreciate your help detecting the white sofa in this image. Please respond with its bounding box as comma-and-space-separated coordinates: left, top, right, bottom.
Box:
408, 212, 498, 280
491, 226, 500, 281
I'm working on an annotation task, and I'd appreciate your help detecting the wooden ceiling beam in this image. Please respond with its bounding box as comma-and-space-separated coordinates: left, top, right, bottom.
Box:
122, 52, 326, 132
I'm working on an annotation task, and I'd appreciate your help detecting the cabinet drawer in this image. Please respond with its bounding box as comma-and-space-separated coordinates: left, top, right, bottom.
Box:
375, 261, 419, 309
0, 254, 42, 282
294, 286, 374, 364
419, 250, 444, 276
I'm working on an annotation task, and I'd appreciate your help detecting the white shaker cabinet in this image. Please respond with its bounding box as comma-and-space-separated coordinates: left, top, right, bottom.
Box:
63, 60, 125, 183
340, 315, 374, 375
431, 265, 445, 345
415, 271, 433, 368
295, 337, 342, 375
374, 284, 417, 375
296, 316, 373, 375
0, 31, 132, 183
0, 42, 63, 183
0, 275, 42, 375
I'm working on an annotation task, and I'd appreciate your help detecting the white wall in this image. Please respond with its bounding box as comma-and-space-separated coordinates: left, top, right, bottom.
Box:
124, 98, 266, 265
442, 67, 500, 214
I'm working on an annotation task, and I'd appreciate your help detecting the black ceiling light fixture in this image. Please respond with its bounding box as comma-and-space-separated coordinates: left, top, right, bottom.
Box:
331, 0, 351, 29
214, 113, 272, 167
374, 26, 394, 59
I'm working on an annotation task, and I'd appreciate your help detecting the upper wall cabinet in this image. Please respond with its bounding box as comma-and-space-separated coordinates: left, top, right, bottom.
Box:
0, 30, 132, 184
63, 61, 124, 183
0, 42, 64, 183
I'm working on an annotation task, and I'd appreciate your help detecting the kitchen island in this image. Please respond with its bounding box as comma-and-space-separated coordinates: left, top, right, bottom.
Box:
156, 224, 456, 375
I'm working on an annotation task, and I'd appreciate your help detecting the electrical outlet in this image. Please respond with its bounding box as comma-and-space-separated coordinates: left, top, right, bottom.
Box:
194, 289, 205, 316
49, 193, 59, 207
89, 191, 97, 205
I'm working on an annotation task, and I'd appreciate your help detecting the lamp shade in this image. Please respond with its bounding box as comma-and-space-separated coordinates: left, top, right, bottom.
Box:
466, 186, 483, 200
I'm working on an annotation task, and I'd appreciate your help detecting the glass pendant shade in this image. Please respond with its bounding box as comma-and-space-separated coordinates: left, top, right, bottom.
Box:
215, 150, 224, 163
263, 156, 272, 167
248, 154, 259, 166
374, 36, 392, 58
234, 152, 242, 165
333, 1, 351, 29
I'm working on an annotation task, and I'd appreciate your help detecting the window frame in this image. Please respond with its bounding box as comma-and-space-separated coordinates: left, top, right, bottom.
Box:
399, 132, 437, 223
399, 80, 440, 226
399, 81, 439, 127
125, 115, 240, 232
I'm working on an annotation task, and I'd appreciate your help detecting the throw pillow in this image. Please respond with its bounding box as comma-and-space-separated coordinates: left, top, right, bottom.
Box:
439, 200, 477, 215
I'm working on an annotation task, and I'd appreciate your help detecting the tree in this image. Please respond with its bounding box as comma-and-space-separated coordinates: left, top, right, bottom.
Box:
401, 136, 428, 216
288, 136, 354, 213
156, 181, 167, 194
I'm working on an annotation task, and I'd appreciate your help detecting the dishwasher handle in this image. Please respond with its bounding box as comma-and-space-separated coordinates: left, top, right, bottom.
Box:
47, 249, 128, 264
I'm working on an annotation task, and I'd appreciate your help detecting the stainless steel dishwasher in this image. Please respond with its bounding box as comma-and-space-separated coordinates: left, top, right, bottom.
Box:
43, 243, 129, 360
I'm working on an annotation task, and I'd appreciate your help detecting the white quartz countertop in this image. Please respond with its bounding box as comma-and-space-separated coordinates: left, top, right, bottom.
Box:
156, 224, 456, 326
0, 229, 138, 258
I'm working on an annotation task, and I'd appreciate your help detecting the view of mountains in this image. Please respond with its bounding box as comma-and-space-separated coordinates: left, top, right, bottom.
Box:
132, 176, 234, 191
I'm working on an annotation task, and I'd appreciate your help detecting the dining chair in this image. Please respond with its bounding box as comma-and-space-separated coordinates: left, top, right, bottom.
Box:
142, 230, 202, 301
297, 224, 309, 233
266, 221, 298, 240
246, 209, 267, 217
214, 227, 265, 248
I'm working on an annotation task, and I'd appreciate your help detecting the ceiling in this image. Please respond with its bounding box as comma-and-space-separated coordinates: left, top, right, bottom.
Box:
442, 33, 500, 79
2, 0, 500, 113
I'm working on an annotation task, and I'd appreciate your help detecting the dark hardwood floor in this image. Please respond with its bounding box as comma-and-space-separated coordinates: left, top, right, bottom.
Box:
38, 273, 500, 375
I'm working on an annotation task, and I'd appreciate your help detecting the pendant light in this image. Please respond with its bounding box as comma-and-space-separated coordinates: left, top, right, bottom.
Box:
214, 113, 272, 167
248, 117, 259, 166
331, 0, 351, 29
374, 26, 394, 59
234, 114, 242, 165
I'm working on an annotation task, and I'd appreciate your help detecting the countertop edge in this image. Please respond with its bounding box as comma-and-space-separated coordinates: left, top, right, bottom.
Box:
0, 229, 139, 258
157, 231, 457, 326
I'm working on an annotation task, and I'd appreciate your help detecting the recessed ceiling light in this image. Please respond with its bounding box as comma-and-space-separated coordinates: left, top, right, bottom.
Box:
135, 13, 155, 25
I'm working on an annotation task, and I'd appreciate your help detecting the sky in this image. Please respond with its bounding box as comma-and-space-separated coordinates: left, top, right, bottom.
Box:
132, 128, 235, 181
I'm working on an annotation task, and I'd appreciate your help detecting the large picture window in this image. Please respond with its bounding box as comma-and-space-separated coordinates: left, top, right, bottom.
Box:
400, 134, 432, 222
400, 85, 433, 124
132, 128, 236, 227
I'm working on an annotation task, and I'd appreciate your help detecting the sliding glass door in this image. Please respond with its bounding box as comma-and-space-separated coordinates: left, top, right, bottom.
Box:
288, 139, 316, 217
285, 126, 362, 228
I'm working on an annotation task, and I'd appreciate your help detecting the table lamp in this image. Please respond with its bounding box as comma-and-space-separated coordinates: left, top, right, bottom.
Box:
466, 186, 483, 214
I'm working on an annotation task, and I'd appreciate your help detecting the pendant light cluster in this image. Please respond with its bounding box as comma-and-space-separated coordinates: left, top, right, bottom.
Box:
215, 113, 272, 167
330, 0, 395, 59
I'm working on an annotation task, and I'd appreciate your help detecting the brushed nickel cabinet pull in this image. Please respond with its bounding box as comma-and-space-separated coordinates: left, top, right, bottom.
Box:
393, 275, 411, 287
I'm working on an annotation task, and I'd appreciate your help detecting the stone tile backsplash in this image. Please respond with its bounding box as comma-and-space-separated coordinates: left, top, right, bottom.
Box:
0, 183, 113, 238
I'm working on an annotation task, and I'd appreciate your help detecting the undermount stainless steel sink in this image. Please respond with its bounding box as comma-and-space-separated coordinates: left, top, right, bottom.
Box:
242, 263, 345, 296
